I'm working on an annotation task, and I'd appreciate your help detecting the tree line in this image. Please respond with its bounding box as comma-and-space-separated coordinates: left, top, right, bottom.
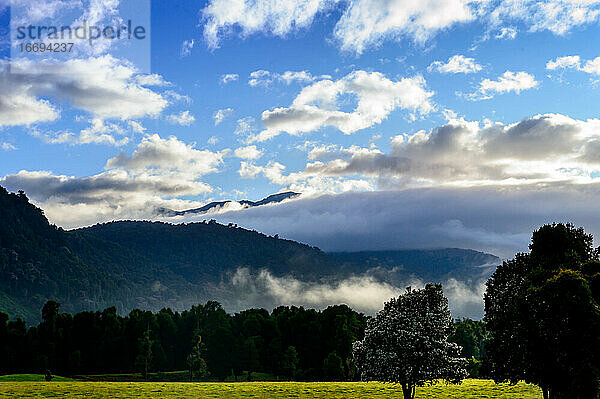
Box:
0, 299, 485, 381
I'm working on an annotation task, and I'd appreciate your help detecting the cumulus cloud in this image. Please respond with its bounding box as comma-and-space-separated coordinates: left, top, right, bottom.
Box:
248, 70, 331, 87
546, 55, 582, 70
214, 108, 234, 125
239, 113, 600, 194
469, 71, 538, 100
0, 56, 168, 129
167, 110, 196, 126
252, 71, 434, 142
1, 135, 228, 227
428, 55, 482, 74
234, 145, 264, 160
105, 134, 227, 176
238, 160, 374, 194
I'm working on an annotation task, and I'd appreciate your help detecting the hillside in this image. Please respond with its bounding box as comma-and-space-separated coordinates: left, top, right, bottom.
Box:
0, 186, 335, 321
75, 219, 334, 283
0, 185, 500, 322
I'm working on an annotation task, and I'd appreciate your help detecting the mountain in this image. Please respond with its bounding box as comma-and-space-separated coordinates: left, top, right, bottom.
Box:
0, 186, 331, 321
157, 191, 300, 216
0, 185, 500, 322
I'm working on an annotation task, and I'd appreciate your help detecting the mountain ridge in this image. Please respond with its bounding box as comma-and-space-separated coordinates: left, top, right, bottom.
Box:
157, 191, 300, 217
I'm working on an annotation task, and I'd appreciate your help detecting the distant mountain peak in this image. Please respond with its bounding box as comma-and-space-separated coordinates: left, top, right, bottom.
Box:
157, 191, 300, 217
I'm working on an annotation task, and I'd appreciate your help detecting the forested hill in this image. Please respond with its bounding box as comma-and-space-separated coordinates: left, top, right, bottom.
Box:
74, 220, 336, 283
0, 186, 334, 321
0, 185, 500, 322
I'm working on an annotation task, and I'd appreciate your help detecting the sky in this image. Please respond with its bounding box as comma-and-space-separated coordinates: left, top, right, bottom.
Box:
2, 0, 600, 259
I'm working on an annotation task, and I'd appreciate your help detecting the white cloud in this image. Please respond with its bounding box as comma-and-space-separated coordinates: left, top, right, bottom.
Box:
581, 57, 600, 75
214, 108, 234, 125
106, 134, 227, 177
248, 70, 331, 87
488, 0, 600, 36
234, 117, 257, 136
202, 0, 338, 49
241, 113, 600, 195
469, 71, 538, 100
208, 136, 219, 145
1, 134, 228, 227
495, 26, 517, 39
163, 90, 192, 104
136, 74, 171, 87
238, 160, 374, 194
200, 0, 600, 54
230, 267, 404, 313
218, 266, 490, 318
202, 0, 473, 54
0, 56, 168, 128
234, 145, 264, 160
333, 0, 473, 54
32, 118, 131, 146
0, 92, 59, 127
167, 111, 196, 126
1, 142, 16, 151
428, 55, 483, 74
128, 121, 146, 134
252, 71, 434, 142
181, 39, 195, 57
546, 55, 600, 76
220, 73, 239, 84
546, 55, 581, 70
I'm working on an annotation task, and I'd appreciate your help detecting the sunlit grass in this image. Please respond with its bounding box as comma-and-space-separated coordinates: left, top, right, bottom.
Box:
0, 379, 542, 398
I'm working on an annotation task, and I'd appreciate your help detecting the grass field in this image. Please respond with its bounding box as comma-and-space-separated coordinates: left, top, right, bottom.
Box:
0, 379, 542, 398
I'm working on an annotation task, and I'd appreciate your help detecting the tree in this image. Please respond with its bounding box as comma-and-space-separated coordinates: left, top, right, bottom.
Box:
323, 351, 344, 381
485, 223, 600, 399
279, 346, 299, 379
187, 335, 209, 381
353, 284, 467, 399
240, 336, 261, 381
449, 319, 488, 377
135, 326, 152, 380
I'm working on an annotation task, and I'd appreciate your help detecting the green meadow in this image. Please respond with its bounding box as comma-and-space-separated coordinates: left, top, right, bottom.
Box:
0, 379, 542, 398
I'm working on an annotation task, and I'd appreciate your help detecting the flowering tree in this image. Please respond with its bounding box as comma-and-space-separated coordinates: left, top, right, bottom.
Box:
352, 284, 467, 399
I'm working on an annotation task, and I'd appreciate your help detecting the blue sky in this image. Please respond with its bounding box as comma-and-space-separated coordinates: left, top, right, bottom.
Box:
2, 0, 600, 257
